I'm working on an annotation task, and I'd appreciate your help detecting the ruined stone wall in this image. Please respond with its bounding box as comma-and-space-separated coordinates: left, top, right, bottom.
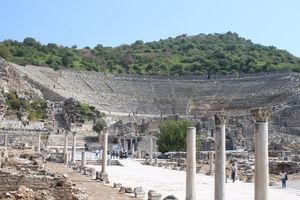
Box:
0, 130, 48, 148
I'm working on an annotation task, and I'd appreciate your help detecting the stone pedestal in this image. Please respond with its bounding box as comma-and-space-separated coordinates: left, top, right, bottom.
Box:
63, 132, 68, 164
148, 190, 162, 200
186, 127, 196, 200
72, 132, 77, 163
251, 108, 271, 200
214, 113, 226, 200
100, 128, 109, 182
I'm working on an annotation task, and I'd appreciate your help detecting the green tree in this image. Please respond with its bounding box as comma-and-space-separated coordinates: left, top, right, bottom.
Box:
62, 55, 73, 67
157, 119, 192, 153
93, 118, 107, 142
0, 44, 11, 60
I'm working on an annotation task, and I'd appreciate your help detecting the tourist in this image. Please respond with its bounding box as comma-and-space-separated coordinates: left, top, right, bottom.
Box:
107, 151, 112, 166
280, 171, 287, 188
231, 160, 237, 182
285, 171, 288, 188
95, 149, 99, 159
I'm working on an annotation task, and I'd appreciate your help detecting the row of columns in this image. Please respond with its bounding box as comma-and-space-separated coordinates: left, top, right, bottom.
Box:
185, 108, 271, 200
63, 127, 109, 182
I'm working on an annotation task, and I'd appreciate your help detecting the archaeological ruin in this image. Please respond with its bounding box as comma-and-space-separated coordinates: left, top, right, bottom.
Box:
1, 57, 300, 199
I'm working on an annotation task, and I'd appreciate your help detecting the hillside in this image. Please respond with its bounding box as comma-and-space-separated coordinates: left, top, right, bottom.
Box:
0, 32, 300, 77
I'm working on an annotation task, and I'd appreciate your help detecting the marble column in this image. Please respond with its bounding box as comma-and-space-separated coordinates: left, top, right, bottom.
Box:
251, 108, 271, 200
63, 132, 69, 164
64, 153, 69, 164
81, 151, 86, 166
209, 151, 214, 175
214, 113, 226, 200
186, 127, 196, 200
100, 128, 109, 182
72, 132, 77, 163
149, 135, 153, 162
37, 132, 41, 152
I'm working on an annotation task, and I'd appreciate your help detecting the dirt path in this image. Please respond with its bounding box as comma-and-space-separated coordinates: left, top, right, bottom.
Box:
46, 163, 136, 200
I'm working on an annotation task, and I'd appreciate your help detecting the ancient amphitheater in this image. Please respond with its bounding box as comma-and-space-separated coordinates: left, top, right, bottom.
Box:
13, 64, 300, 136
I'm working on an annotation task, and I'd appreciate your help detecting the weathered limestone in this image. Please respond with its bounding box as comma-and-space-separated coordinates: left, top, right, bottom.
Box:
208, 151, 214, 175
100, 128, 109, 182
63, 132, 68, 164
37, 132, 41, 152
214, 113, 226, 200
251, 108, 271, 200
71, 132, 77, 163
81, 151, 86, 166
186, 127, 196, 200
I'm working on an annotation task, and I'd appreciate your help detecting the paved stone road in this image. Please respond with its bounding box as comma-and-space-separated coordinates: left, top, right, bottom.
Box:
46, 163, 136, 200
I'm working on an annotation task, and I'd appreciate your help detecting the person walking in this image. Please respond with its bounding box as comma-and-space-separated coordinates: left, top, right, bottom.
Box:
280, 171, 287, 188
231, 160, 237, 182
285, 171, 288, 188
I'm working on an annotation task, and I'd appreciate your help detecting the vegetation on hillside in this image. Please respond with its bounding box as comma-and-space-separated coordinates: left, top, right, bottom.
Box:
4, 91, 47, 121
1, 32, 300, 77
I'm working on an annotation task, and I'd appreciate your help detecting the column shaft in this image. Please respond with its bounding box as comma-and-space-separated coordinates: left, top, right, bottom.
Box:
150, 135, 153, 161
72, 133, 77, 163
214, 113, 226, 200
63, 133, 68, 164
251, 108, 271, 200
255, 122, 269, 200
81, 151, 86, 166
186, 127, 196, 200
100, 128, 109, 182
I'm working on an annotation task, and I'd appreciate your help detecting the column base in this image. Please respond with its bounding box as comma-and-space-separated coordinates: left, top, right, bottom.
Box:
100, 171, 109, 183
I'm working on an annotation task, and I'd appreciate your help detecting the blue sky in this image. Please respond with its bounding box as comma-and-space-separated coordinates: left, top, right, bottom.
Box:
1, 0, 300, 57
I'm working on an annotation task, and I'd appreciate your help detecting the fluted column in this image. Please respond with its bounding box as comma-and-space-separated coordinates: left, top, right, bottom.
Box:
251, 108, 271, 200
63, 132, 69, 164
186, 127, 196, 200
71, 132, 77, 163
100, 128, 109, 182
214, 113, 226, 200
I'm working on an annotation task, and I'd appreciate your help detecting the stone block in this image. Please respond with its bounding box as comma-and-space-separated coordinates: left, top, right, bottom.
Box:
124, 187, 133, 193
148, 190, 162, 200
113, 183, 122, 188
134, 187, 145, 198
163, 195, 178, 200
